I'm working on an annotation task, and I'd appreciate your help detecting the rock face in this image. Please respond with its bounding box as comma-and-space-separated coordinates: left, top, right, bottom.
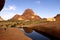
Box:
33, 22, 60, 39
22, 9, 41, 20
10, 9, 41, 21
22, 9, 35, 16
10, 14, 21, 20
0, 16, 3, 21
0, 28, 32, 40
10, 14, 25, 21
0, 0, 5, 11
54, 14, 60, 22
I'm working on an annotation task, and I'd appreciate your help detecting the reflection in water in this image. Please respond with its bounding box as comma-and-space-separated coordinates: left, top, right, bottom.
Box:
25, 31, 50, 40
20, 28, 50, 40
23, 27, 33, 33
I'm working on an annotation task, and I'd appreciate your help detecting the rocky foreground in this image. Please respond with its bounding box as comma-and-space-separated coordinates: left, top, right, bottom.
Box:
32, 22, 60, 38
0, 28, 32, 40
30, 14, 60, 39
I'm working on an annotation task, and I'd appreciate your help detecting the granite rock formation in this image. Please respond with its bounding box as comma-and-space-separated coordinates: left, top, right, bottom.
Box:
10, 9, 41, 21
22, 9, 41, 20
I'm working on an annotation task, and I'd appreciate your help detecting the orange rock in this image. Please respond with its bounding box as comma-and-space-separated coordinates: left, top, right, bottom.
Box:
0, 28, 32, 40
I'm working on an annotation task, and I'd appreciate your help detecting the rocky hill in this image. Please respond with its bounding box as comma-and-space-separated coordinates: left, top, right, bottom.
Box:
10, 9, 41, 21
22, 9, 41, 20
9, 14, 27, 21
54, 14, 60, 22
9, 14, 21, 21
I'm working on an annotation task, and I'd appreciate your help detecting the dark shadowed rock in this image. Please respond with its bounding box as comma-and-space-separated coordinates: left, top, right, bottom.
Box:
0, 0, 5, 11
23, 27, 33, 33
33, 22, 60, 39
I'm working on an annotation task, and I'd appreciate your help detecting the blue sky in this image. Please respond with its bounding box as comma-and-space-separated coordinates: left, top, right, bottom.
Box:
0, 0, 60, 20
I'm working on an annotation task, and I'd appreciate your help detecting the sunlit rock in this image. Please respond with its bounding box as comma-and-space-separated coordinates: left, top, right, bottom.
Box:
0, 16, 3, 21
18, 18, 24, 20
31, 16, 35, 19
47, 18, 56, 21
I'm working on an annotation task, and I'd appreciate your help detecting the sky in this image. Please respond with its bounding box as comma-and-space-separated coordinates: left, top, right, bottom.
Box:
0, 0, 60, 20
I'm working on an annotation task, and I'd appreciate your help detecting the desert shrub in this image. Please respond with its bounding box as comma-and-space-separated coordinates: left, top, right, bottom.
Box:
11, 24, 17, 28
23, 21, 32, 25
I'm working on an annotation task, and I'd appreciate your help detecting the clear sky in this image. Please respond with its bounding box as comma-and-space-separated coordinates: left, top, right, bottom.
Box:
0, 0, 60, 20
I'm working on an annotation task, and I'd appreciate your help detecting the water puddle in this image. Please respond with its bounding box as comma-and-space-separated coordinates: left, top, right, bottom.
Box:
20, 28, 50, 40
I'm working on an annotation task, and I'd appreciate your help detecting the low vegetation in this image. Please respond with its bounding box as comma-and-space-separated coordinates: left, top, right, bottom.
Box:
0, 20, 49, 28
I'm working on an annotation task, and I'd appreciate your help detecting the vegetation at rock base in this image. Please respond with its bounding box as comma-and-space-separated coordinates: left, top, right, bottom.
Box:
0, 20, 49, 28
